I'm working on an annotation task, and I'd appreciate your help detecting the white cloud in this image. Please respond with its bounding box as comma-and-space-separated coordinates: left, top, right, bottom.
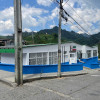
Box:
0, 5, 49, 35
37, 0, 52, 6
0, 7, 14, 20
0, 20, 13, 34
0, 0, 100, 36
77, 31, 84, 34
0, 5, 59, 35
22, 5, 49, 29
49, 7, 59, 20
23, 28, 32, 32
62, 0, 100, 34
50, 25, 56, 29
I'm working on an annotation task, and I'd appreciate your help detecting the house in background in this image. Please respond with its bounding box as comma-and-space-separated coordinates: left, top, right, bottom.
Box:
0, 39, 14, 46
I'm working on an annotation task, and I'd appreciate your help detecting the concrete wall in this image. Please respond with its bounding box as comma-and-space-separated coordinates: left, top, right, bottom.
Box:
1, 53, 15, 64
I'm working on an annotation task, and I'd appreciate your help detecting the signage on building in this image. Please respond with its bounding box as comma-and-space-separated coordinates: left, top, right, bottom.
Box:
70, 46, 76, 52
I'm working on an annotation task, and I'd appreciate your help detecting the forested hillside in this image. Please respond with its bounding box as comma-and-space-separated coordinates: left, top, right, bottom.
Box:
22, 26, 100, 46
0, 26, 100, 56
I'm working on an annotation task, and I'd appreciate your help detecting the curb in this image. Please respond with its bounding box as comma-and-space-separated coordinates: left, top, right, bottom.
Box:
0, 78, 17, 87
23, 72, 88, 83
0, 71, 88, 86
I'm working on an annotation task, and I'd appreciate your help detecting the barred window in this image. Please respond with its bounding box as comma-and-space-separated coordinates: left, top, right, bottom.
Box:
29, 52, 47, 65
93, 50, 97, 57
49, 52, 57, 64
87, 50, 91, 58
70, 54, 74, 57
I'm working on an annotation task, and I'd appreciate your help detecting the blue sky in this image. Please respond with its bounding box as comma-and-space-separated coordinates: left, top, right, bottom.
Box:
0, 0, 100, 35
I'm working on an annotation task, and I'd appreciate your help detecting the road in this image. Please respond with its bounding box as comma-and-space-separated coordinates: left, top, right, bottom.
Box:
0, 71, 100, 100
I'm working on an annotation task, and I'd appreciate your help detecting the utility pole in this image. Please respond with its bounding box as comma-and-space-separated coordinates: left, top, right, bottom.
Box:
14, 0, 23, 85
58, 0, 63, 77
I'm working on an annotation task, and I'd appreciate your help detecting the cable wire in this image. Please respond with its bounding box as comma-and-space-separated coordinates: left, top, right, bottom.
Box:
55, 0, 91, 35
63, 9, 90, 35
68, 20, 86, 33
63, 0, 70, 7
62, 17, 87, 34
66, 3, 91, 29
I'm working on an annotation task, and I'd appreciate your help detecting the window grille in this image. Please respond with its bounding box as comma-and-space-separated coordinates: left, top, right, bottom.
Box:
29, 52, 47, 65
93, 50, 97, 57
87, 50, 91, 58
49, 52, 57, 64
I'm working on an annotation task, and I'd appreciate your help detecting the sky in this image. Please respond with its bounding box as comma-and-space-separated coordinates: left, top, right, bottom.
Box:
0, 0, 100, 36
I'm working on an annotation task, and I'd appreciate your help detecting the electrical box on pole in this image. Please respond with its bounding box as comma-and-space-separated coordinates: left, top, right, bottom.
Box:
14, 0, 23, 86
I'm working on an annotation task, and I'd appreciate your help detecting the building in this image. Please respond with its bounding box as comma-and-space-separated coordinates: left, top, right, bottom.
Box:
0, 42, 98, 65
0, 39, 13, 46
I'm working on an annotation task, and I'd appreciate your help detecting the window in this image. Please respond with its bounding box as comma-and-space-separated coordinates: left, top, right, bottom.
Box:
70, 54, 74, 57
87, 50, 91, 58
93, 50, 97, 57
29, 52, 47, 65
49, 52, 57, 64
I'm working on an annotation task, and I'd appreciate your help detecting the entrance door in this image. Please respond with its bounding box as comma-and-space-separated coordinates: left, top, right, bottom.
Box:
77, 51, 82, 59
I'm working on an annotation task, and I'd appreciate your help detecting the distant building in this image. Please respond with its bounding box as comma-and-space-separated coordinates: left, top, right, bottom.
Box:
0, 42, 98, 65
0, 39, 14, 46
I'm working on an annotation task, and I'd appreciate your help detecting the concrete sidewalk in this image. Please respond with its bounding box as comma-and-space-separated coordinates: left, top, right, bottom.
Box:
0, 67, 100, 87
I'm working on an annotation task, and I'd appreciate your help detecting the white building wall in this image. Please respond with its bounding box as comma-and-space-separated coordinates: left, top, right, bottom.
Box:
1, 53, 27, 65
1, 53, 15, 64
0, 43, 98, 65
84, 46, 98, 58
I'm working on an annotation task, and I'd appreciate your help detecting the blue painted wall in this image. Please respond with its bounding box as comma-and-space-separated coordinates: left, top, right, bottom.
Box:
0, 57, 99, 74
0, 63, 83, 74
0, 63, 14, 72
80, 57, 100, 69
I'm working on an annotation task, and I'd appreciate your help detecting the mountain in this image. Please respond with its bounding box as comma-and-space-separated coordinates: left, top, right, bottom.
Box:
36, 26, 91, 45
0, 26, 100, 46
81, 33, 90, 38
38, 26, 58, 34
36, 26, 100, 46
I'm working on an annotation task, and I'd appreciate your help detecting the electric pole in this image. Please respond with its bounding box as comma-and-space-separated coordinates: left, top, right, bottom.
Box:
58, 0, 63, 77
14, 0, 23, 85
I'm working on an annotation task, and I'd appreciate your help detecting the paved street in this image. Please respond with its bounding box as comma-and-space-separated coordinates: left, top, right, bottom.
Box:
0, 70, 100, 100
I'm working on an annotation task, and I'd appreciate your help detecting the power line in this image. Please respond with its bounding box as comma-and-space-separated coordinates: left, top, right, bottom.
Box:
55, 0, 91, 35
63, 9, 90, 35
62, 15, 89, 34
68, 20, 86, 33
63, 0, 70, 7
61, 14, 87, 34
65, 3, 91, 29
